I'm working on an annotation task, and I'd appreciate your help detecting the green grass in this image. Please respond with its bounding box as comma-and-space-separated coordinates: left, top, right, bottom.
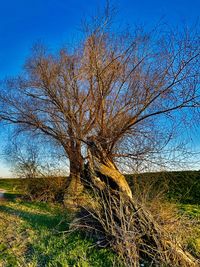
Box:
177, 203, 200, 258
0, 196, 122, 267
178, 204, 200, 218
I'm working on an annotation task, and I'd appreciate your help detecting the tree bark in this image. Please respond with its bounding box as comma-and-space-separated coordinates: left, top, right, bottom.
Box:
89, 153, 132, 198
66, 161, 84, 196
65, 141, 84, 198
86, 139, 132, 198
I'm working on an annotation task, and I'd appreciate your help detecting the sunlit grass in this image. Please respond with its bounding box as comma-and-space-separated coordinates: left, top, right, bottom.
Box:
178, 204, 200, 218
0, 197, 122, 267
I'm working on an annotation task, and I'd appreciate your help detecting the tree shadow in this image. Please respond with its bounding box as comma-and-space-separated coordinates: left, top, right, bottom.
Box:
0, 204, 68, 231
3, 192, 22, 201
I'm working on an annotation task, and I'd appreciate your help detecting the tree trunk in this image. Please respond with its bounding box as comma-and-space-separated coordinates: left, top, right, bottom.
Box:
64, 141, 84, 207
88, 152, 132, 198
66, 160, 84, 196
86, 139, 132, 198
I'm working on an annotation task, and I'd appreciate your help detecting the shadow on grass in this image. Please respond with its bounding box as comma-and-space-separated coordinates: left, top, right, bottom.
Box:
3, 193, 22, 201
0, 204, 68, 231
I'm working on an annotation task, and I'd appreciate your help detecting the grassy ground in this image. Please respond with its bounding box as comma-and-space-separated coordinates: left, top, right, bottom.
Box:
178, 204, 200, 257
0, 180, 121, 267
0, 176, 199, 266
0, 178, 23, 193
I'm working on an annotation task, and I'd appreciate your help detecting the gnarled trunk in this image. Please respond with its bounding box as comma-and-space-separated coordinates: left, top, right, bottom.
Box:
86, 138, 132, 198
88, 151, 132, 198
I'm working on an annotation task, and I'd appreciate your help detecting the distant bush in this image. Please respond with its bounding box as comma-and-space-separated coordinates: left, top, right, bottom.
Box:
127, 171, 200, 204
21, 176, 67, 203
166, 171, 200, 204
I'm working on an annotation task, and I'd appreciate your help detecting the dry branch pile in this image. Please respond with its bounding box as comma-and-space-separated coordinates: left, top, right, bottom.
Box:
72, 185, 199, 267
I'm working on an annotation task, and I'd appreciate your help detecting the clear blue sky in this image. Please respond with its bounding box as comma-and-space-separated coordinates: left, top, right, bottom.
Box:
0, 0, 200, 176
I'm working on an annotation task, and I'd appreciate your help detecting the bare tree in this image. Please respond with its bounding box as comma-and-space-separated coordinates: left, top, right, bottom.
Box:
5, 135, 68, 179
0, 6, 200, 265
0, 13, 199, 195
7, 142, 40, 179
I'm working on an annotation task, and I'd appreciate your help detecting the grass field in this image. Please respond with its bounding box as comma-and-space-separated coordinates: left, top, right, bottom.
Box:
0, 180, 122, 267
0, 172, 199, 266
